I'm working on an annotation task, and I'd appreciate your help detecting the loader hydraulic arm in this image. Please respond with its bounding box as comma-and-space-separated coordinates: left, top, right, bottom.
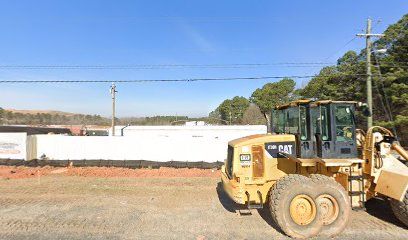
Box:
375, 135, 408, 161
392, 142, 408, 161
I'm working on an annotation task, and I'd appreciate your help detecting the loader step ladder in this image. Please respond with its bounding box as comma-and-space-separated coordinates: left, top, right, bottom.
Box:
348, 167, 366, 211
245, 190, 263, 209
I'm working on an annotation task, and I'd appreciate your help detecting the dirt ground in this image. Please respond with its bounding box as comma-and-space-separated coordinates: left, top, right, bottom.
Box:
0, 166, 219, 179
0, 166, 407, 240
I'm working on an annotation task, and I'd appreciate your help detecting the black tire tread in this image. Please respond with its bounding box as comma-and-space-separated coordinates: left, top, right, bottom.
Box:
390, 190, 408, 227
309, 174, 348, 194
269, 174, 313, 235
309, 174, 351, 237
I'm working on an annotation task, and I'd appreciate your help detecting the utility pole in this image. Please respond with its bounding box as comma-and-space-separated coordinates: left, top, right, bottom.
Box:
357, 18, 384, 129
110, 83, 117, 136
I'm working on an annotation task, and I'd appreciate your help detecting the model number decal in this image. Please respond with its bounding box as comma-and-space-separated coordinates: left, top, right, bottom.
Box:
265, 142, 296, 158
240, 154, 251, 167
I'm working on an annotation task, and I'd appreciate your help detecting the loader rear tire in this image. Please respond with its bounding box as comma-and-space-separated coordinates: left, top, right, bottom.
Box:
310, 174, 351, 237
269, 174, 322, 239
390, 190, 408, 227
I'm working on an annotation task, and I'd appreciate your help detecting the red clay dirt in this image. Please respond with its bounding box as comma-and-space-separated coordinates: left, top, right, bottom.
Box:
0, 165, 220, 179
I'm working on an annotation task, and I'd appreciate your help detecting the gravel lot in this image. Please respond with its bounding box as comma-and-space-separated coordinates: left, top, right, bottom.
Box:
0, 167, 407, 240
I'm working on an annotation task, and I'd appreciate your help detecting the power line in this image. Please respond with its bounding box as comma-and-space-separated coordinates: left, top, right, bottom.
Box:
1, 62, 407, 70
323, 36, 358, 61
372, 47, 398, 139
323, 18, 385, 62
0, 63, 337, 70
0, 73, 370, 84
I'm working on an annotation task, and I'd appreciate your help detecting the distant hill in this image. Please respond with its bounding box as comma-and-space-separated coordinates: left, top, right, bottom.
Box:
0, 108, 208, 126
0, 108, 111, 126
6, 109, 75, 116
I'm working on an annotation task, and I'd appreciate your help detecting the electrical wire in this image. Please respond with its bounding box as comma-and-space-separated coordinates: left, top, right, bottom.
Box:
372, 47, 399, 140
0, 73, 370, 84
0, 63, 336, 70
323, 36, 358, 61
1, 63, 407, 70
369, 20, 408, 140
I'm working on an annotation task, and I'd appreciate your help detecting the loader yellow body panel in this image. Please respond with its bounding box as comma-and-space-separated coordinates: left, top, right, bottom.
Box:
222, 134, 296, 204
375, 169, 408, 201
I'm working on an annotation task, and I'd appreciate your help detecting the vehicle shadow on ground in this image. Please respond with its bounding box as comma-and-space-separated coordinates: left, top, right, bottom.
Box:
365, 197, 406, 229
256, 207, 286, 235
215, 182, 284, 234
215, 182, 241, 213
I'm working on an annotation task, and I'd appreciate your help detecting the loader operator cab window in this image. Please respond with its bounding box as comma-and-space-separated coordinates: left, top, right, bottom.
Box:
311, 107, 320, 135
286, 108, 299, 134
306, 105, 331, 140
273, 106, 308, 141
335, 106, 354, 141
320, 106, 331, 141
274, 109, 286, 134
226, 145, 234, 179
299, 106, 309, 141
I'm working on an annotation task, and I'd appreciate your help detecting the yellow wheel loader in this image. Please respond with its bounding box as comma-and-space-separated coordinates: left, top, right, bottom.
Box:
221, 100, 408, 239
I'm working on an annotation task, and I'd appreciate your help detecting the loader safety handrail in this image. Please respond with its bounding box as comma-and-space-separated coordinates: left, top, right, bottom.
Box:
362, 126, 393, 161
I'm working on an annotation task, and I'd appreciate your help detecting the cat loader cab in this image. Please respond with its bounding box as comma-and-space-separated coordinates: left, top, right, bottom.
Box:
221, 99, 408, 239
272, 100, 358, 159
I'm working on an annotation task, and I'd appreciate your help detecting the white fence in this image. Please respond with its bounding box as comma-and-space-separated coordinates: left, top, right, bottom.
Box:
25, 125, 267, 162
0, 133, 27, 160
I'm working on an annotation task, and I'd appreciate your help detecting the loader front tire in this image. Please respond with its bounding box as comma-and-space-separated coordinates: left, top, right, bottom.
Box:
309, 174, 351, 237
390, 190, 408, 227
269, 174, 322, 239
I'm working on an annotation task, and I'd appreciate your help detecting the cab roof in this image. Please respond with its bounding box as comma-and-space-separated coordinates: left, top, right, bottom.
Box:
275, 99, 357, 110
275, 99, 312, 110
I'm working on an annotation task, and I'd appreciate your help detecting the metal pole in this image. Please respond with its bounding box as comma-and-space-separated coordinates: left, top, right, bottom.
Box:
366, 18, 373, 128
357, 18, 383, 129
110, 83, 117, 136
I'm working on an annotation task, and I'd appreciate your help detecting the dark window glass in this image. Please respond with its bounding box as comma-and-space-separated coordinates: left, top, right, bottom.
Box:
286, 108, 299, 134
335, 106, 354, 141
272, 110, 278, 133
300, 106, 309, 140
276, 110, 286, 133
310, 107, 320, 135
226, 145, 234, 179
321, 106, 330, 141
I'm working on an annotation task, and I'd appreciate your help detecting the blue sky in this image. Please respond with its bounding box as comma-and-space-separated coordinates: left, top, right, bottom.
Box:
0, 0, 406, 117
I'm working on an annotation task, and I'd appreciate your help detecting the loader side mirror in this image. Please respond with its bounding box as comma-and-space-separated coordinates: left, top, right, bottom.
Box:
357, 102, 371, 117
362, 108, 371, 117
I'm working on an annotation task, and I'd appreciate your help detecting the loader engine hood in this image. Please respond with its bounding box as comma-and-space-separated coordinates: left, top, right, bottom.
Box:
228, 134, 297, 158
228, 134, 296, 147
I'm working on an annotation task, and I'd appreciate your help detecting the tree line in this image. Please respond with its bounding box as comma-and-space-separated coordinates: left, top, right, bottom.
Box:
210, 14, 408, 145
0, 109, 112, 126
0, 109, 208, 126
